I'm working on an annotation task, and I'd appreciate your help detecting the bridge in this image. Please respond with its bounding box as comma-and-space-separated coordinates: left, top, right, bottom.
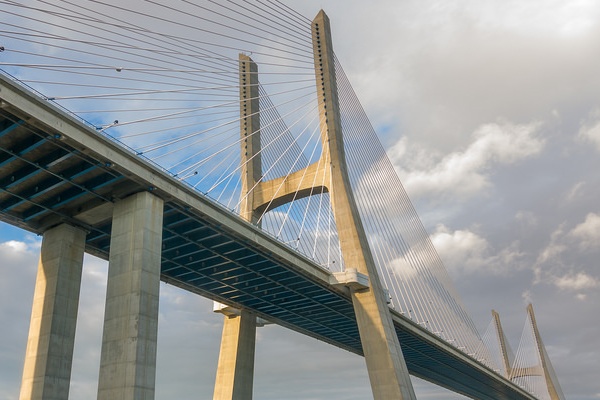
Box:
0, 1, 564, 399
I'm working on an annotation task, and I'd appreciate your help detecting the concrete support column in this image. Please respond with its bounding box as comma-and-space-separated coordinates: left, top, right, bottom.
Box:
238, 53, 261, 225
213, 310, 257, 400
97, 191, 164, 400
311, 11, 416, 400
20, 223, 86, 400
211, 53, 260, 400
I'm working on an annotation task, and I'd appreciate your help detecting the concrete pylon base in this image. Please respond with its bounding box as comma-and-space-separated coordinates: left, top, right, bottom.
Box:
20, 223, 86, 400
352, 288, 416, 399
213, 310, 257, 400
97, 191, 164, 400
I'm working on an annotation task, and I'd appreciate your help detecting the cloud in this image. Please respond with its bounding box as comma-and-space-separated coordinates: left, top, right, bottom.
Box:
534, 214, 600, 297
1, 240, 29, 253
431, 225, 489, 273
553, 272, 599, 291
515, 211, 538, 229
431, 224, 525, 275
0, 236, 41, 258
565, 181, 586, 203
579, 107, 600, 151
534, 226, 568, 269
391, 120, 544, 200
568, 212, 600, 250
312, 0, 600, 160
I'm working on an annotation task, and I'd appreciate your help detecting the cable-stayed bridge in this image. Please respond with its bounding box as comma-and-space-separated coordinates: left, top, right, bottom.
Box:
0, 1, 564, 399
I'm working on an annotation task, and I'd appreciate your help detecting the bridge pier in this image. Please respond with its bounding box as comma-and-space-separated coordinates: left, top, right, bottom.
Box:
213, 310, 257, 400
19, 223, 86, 400
97, 191, 164, 400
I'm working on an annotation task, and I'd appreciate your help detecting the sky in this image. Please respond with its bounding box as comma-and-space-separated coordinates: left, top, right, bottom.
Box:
1, 1, 600, 399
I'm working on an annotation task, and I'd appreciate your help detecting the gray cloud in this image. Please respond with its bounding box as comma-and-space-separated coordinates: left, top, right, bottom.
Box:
390, 120, 544, 200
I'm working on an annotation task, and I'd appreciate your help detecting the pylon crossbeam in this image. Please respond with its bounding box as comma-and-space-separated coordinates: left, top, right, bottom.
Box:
510, 366, 544, 380
252, 160, 330, 215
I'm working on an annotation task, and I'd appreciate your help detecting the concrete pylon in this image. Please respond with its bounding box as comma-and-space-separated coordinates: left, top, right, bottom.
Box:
216, 11, 416, 400
213, 309, 257, 400
213, 11, 416, 399
20, 223, 86, 400
310, 11, 416, 399
97, 191, 164, 400
492, 309, 513, 379
520, 304, 565, 400
238, 54, 261, 226
212, 54, 259, 400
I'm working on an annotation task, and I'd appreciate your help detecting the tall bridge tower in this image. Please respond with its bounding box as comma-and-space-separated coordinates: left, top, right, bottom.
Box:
493, 305, 566, 400
213, 10, 416, 400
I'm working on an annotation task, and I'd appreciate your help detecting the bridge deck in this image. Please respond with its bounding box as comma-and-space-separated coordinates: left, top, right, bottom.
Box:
0, 73, 535, 400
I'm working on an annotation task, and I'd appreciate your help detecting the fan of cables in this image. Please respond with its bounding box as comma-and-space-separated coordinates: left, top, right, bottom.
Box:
1, 0, 501, 361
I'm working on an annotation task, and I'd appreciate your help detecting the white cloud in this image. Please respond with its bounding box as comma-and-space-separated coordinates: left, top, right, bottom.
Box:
553, 272, 599, 292
534, 215, 600, 297
565, 181, 587, 203
579, 107, 600, 151
0, 237, 41, 258
431, 224, 525, 275
391, 121, 544, 200
388, 256, 419, 280
534, 226, 568, 269
431, 225, 489, 273
1, 240, 29, 253
568, 212, 600, 250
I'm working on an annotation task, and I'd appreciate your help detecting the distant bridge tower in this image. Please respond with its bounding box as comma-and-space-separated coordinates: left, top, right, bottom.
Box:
494, 305, 565, 400
213, 10, 416, 400
492, 309, 514, 379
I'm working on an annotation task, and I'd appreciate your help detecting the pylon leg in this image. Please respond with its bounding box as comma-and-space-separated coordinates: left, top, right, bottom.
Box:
20, 224, 86, 400
310, 10, 417, 400
213, 310, 257, 400
97, 192, 164, 400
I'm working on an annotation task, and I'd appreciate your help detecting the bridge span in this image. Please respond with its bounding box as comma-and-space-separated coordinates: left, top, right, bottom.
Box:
1, 68, 534, 399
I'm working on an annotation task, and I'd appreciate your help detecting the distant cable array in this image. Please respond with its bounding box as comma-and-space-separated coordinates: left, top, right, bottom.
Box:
475, 308, 566, 398
1, 0, 531, 380
511, 309, 566, 400
481, 313, 515, 377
